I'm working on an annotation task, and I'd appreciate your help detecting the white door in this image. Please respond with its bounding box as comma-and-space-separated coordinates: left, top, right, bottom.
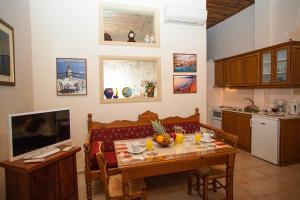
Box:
251, 116, 279, 165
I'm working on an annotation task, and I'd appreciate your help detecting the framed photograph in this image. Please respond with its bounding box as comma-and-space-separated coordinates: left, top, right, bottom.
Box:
173, 75, 197, 94
0, 18, 15, 86
173, 53, 197, 72
56, 58, 87, 96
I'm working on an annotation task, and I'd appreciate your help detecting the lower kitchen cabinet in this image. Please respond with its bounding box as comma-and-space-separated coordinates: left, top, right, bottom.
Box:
222, 111, 251, 152
280, 118, 300, 166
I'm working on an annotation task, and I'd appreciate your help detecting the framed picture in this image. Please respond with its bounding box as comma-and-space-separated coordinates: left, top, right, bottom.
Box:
0, 18, 15, 86
56, 58, 87, 96
173, 75, 197, 94
173, 53, 197, 72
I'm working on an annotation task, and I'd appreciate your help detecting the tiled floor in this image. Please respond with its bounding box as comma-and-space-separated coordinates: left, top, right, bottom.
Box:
78, 150, 300, 200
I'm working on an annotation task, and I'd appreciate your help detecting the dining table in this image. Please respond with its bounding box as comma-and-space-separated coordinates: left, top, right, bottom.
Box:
114, 133, 238, 200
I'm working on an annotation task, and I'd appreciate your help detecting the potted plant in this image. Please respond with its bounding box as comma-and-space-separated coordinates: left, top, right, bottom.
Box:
141, 80, 157, 97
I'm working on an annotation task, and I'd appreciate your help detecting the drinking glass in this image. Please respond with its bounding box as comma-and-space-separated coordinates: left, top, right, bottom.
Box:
146, 138, 153, 151
194, 131, 201, 143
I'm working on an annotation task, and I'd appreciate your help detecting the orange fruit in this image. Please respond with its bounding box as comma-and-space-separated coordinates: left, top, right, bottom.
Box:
156, 135, 164, 143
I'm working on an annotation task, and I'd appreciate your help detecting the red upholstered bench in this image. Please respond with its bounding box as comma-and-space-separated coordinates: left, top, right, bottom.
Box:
83, 109, 201, 200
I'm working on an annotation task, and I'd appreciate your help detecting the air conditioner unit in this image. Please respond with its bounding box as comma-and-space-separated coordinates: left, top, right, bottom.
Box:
165, 5, 207, 26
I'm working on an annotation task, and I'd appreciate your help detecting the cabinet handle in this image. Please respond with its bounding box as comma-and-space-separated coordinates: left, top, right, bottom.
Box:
260, 122, 266, 125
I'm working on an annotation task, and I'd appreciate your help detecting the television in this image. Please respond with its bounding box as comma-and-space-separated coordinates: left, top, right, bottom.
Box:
8, 109, 71, 161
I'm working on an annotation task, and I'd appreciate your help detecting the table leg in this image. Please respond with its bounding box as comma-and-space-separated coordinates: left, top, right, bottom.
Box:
226, 154, 235, 200
122, 171, 130, 199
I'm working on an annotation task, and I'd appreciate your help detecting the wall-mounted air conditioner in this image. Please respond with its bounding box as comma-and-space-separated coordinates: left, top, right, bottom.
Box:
165, 5, 207, 26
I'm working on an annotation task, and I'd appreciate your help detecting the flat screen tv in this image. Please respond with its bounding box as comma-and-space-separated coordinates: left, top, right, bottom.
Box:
8, 109, 71, 161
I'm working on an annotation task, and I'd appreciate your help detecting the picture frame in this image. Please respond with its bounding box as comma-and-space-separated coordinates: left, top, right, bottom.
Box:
173, 75, 197, 94
173, 53, 197, 72
56, 58, 87, 96
0, 18, 15, 86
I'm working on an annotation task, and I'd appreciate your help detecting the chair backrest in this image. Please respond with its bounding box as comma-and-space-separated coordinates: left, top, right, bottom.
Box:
199, 123, 238, 147
96, 143, 110, 199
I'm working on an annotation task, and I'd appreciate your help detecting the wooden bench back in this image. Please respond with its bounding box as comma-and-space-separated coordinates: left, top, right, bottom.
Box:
87, 108, 200, 131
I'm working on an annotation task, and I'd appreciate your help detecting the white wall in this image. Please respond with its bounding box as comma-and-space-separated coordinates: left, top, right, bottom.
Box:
30, 0, 207, 171
0, 0, 34, 198
207, 5, 255, 60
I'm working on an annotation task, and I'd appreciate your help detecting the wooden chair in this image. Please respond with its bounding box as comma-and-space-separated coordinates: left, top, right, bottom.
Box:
96, 150, 147, 200
188, 123, 238, 200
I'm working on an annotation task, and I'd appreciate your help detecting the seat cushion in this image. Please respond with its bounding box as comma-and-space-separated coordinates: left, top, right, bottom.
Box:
104, 151, 118, 168
196, 165, 226, 179
108, 174, 146, 198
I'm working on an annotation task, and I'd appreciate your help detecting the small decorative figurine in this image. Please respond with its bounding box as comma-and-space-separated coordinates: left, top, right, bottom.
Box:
149, 35, 155, 43
144, 35, 150, 43
104, 33, 112, 41
127, 30, 136, 42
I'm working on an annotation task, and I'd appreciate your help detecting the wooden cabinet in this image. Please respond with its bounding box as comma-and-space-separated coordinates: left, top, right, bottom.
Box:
243, 52, 259, 85
228, 58, 243, 86
0, 147, 80, 200
235, 113, 251, 152
222, 111, 251, 152
222, 111, 235, 134
215, 60, 230, 86
280, 118, 300, 166
215, 40, 300, 88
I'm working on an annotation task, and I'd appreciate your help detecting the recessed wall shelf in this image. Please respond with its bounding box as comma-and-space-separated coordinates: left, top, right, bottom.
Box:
99, 3, 160, 48
99, 55, 161, 104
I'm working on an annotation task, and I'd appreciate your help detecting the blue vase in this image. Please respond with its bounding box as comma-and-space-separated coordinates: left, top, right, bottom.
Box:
104, 88, 114, 99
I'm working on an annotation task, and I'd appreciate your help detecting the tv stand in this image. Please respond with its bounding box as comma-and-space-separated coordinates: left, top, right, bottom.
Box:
0, 146, 81, 200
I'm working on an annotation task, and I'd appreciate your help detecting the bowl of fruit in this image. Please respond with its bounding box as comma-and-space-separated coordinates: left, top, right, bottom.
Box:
151, 120, 173, 147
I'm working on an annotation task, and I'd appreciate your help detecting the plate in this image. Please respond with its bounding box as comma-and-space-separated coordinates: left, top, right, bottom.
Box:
122, 87, 133, 98
201, 138, 215, 143
127, 144, 146, 154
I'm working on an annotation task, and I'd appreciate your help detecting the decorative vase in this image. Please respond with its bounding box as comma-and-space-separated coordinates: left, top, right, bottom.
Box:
146, 86, 155, 97
104, 88, 114, 99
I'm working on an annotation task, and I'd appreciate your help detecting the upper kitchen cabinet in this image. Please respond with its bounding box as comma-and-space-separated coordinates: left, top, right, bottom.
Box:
243, 52, 259, 86
215, 60, 229, 86
228, 57, 243, 86
215, 40, 300, 88
99, 3, 160, 47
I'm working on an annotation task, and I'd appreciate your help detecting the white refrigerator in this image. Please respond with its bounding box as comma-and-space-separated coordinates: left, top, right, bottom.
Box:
251, 116, 280, 165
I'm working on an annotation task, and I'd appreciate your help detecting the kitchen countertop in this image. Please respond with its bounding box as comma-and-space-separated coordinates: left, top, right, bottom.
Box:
219, 107, 300, 120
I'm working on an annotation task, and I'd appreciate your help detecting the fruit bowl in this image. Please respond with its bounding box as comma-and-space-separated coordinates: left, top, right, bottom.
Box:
155, 133, 173, 147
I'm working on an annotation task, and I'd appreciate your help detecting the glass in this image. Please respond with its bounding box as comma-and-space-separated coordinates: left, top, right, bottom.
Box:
146, 138, 153, 151
262, 52, 272, 83
276, 49, 287, 82
175, 133, 184, 143
194, 131, 201, 143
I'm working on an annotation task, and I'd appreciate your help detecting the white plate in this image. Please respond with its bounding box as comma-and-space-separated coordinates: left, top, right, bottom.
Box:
127, 143, 146, 154
201, 138, 215, 143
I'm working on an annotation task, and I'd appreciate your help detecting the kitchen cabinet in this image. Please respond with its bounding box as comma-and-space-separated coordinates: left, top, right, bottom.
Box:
228, 58, 243, 86
222, 111, 251, 152
0, 147, 80, 200
280, 118, 300, 166
243, 52, 259, 85
215, 60, 229, 86
214, 40, 300, 88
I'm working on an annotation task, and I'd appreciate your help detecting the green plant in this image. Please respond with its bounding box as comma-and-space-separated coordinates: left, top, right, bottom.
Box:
141, 80, 157, 91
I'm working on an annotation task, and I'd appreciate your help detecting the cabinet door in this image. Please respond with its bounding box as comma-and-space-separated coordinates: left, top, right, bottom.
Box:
260, 50, 273, 85
291, 44, 300, 85
215, 61, 224, 86
59, 155, 78, 200
30, 164, 58, 200
243, 53, 259, 86
222, 111, 235, 135
229, 57, 243, 86
274, 46, 290, 85
235, 113, 251, 152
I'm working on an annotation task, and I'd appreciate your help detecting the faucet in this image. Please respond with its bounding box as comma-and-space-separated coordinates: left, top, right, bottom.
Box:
244, 98, 254, 106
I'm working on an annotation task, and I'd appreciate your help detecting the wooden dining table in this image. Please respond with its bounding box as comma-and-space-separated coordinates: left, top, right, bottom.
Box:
114, 134, 238, 200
